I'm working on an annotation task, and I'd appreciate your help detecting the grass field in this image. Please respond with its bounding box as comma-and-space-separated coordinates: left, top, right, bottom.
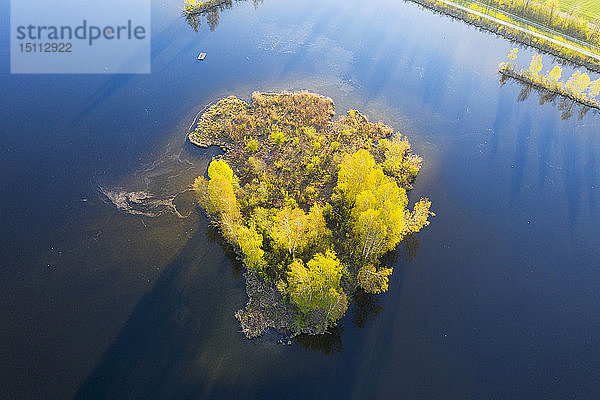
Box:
558, 0, 600, 21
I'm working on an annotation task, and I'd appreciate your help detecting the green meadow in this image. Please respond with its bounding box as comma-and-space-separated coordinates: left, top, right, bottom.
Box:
558, 0, 600, 21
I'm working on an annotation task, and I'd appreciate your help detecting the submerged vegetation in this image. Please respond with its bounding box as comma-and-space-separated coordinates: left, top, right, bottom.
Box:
190, 92, 433, 337
500, 48, 600, 111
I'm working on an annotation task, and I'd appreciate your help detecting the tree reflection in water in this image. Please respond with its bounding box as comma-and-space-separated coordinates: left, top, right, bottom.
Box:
351, 290, 382, 329
185, 0, 263, 32
501, 75, 595, 121
294, 326, 343, 354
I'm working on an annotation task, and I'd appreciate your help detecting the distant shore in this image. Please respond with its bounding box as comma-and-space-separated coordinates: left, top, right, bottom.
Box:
406, 0, 600, 72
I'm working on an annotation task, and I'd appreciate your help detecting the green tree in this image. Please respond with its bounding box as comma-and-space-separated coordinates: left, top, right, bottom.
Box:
528, 54, 543, 76
546, 65, 562, 84
246, 138, 259, 152
235, 224, 266, 274
270, 128, 286, 145
588, 78, 600, 97
271, 207, 310, 256
336, 149, 385, 203
565, 71, 591, 96
286, 250, 348, 322
351, 177, 409, 262
307, 203, 329, 243
357, 264, 393, 294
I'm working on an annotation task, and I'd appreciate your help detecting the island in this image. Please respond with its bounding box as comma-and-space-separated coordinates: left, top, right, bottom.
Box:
189, 91, 434, 337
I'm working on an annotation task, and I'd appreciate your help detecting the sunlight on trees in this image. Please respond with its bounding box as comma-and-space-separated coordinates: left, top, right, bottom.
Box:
357, 264, 393, 294
589, 78, 600, 97
476, 0, 600, 46
286, 251, 348, 322
337, 149, 432, 264
546, 65, 562, 83
380, 135, 423, 185
336, 149, 385, 204
191, 92, 434, 336
271, 207, 311, 256
565, 70, 591, 95
529, 54, 543, 76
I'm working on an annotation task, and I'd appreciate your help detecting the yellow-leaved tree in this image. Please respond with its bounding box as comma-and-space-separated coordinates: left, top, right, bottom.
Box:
336, 149, 433, 265
191, 92, 435, 336
545, 65, 562, 85
307, 203, 330, 243
528, 54, 543, 77
502, 48, 518, 70
336, 149, 385, 204
194, 160, 266, 274
286, 250, 348, 322
565, 71, 591, 97
380, 135, 422, 185
588, 78, 600, 97
271, 207, 310, 256
544, 0, 560, 24
357, 264, 393, 294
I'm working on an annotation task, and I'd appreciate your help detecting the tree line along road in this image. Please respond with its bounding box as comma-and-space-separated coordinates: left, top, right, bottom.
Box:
432, 0, 600, 62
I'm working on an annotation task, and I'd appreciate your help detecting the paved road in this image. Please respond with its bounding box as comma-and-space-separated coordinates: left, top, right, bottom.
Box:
434, 0, 600, 61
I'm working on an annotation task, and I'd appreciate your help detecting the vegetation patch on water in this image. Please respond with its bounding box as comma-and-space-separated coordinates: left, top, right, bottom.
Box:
499, 48, 600, 110
190, 91, 434, 337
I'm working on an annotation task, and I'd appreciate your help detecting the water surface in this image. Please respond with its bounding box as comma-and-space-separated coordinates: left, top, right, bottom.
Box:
0, 0, 599, 398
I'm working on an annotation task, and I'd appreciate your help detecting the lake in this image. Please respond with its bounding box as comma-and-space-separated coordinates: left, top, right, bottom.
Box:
1, 0, 599, 398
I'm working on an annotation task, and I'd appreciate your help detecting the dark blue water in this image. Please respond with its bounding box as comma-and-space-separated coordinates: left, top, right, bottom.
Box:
1, 0, 599, 399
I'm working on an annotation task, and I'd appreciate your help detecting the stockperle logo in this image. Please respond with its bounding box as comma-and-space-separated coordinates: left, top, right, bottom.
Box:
11, 0, 150, 74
